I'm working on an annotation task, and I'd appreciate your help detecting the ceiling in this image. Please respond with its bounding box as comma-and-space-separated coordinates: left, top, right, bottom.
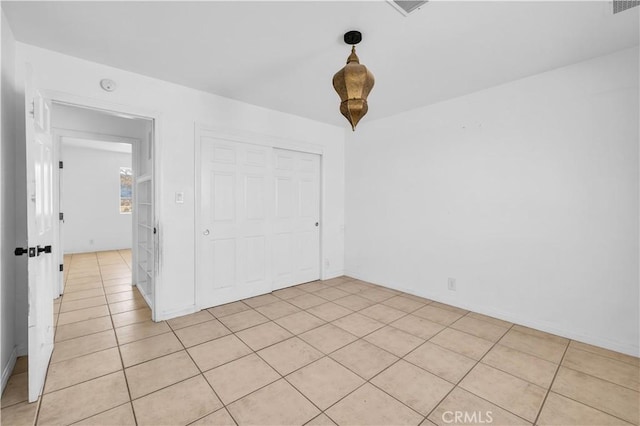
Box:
3, 1, 639, 127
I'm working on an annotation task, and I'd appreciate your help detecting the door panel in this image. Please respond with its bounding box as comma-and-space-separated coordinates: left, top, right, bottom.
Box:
24, 69, 55, 402
197, 137, 272, 307
275, 177, 294, 218
272, 149, 321, 290
273, 232, 293, 281
245, 175, 265, 219
212, 173, 235, 221
212, 238, 236, 289
245, 236, 266, 283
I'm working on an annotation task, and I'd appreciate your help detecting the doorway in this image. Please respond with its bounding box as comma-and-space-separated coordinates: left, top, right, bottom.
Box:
21, 77, 159, 402
52, 103, 155, 310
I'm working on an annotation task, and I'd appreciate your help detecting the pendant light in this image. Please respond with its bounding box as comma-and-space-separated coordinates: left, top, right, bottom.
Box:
332, 31, 375, 131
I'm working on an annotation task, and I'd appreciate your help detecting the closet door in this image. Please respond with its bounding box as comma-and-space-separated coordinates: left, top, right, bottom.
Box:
197, 137, 272, 307
272, 149, 321, 290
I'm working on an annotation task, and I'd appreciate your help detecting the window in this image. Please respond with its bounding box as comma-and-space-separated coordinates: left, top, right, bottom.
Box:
120, 167, 133, 214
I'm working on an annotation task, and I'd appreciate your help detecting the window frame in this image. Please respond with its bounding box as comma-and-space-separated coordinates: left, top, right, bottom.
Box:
119, 166, 133, 214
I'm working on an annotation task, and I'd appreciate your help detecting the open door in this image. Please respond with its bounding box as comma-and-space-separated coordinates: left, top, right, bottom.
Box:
23, 64, 55, 402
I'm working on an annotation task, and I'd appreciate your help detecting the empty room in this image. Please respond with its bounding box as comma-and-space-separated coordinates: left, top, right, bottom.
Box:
0, 1, 638, 425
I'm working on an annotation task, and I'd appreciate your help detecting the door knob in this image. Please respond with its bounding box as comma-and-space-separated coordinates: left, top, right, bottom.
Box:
15, 247, 36, 257
203, 229, 210, 236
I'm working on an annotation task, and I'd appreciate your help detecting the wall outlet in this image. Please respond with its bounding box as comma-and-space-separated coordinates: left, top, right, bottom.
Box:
447, 277, 456, 291
89, 239, 94, 246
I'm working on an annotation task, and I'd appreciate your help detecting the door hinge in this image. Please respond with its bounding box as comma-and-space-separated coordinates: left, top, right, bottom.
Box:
59, 264, 64, 272
59, 161, 63, 169
29, 100, 35, 117
59, 212, 64, 221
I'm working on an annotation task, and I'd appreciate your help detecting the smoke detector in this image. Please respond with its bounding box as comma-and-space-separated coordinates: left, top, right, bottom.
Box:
100, 79, 117, 92
388, 0, 429, 17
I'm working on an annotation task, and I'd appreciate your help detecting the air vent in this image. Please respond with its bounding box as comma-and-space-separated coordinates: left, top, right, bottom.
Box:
613, 0, 640, 14
388, 0, 428, 16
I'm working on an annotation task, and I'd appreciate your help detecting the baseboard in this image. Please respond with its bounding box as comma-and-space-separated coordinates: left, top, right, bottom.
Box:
1, 347, 18, 394
16, 344, 27, 357
155, 305, 197, 322
322, 269, 345, 281
344, 271, 640, 357
155, 271, 347, 322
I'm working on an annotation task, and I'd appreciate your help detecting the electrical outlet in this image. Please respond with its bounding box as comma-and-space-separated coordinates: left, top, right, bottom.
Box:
89, 239, 94, 245
447, 277, 456, 291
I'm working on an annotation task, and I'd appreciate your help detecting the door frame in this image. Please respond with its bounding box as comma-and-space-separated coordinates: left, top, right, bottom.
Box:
194, 123, 325, 310
53, 128, 141, 298
42, 89, 162, 320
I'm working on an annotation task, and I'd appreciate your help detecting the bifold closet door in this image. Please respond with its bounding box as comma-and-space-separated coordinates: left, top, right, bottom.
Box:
197, 138, 273, 307
272, 148, 321, 290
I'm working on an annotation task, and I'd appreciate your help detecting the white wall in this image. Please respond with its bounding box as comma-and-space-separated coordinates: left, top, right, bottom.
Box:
346, 47, 639, 356
1, 10, 20, 391
16, 43, 346, 320
61, 143, 132, 253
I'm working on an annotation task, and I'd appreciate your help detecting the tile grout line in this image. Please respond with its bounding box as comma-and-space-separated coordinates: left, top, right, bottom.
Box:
279, 296, 432, 424
166, 316, 240, 426
566, 342, 640, 368
186, 287, 407, 423
100, 252, 141, 426
531, 350, 640, 425
563, 344, 640, 377
532, 340, 571, 425
203, 287, 442, 423
32, 253, 84, 426
343, 307, 485, 423
35, 252, 98, 425
45, 283, 457, 424
420, 323, 539, 424
27, 263, 640, 426
250, 342, 328, 422
558, 363, 640, 392
537, 390, 639, 426
435, 322, 627, 425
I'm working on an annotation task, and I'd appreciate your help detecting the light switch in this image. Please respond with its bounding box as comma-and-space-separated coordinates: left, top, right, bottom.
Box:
175, 192, 184, 204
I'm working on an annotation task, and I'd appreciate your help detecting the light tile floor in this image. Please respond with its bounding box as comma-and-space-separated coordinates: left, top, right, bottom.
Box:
1, 250, 639, 425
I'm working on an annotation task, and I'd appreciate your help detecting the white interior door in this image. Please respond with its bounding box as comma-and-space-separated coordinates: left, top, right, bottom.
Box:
24, 66, 55, 402
197, 137, 272, 307
272, 149, 321, 290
